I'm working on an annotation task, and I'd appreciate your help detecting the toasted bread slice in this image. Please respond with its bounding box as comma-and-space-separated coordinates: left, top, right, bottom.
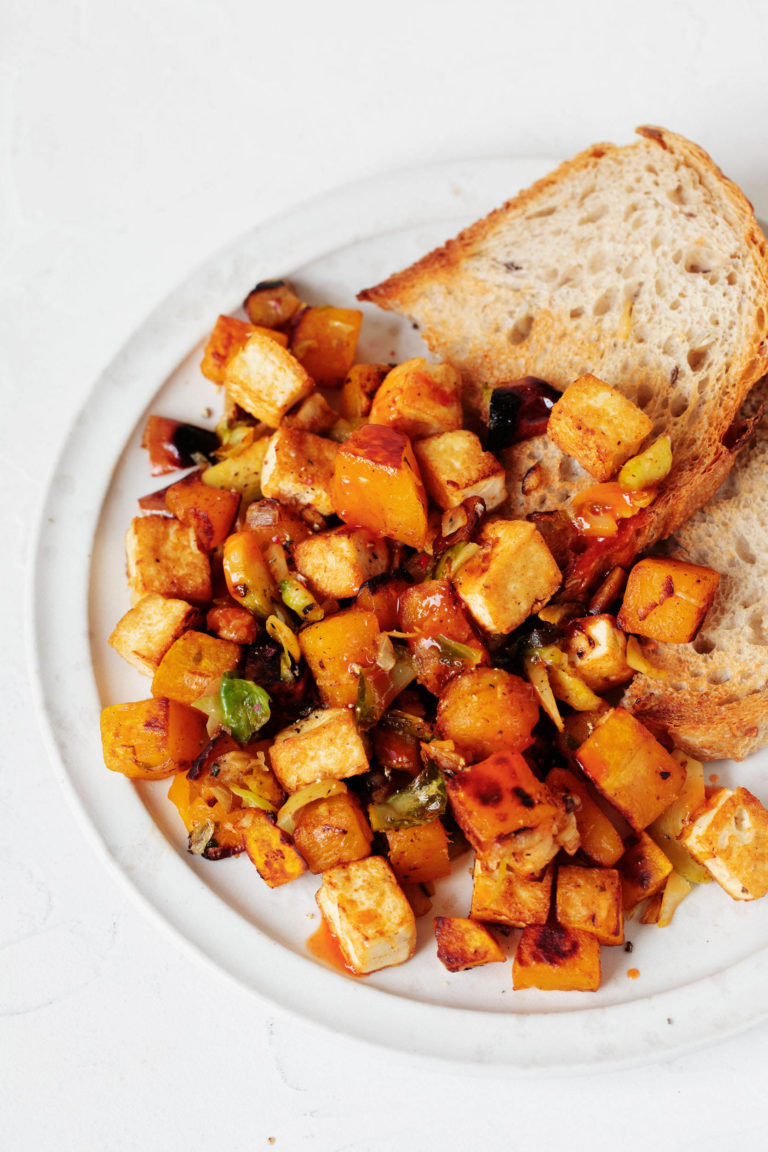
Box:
622, 384, 768, 761
360, 127, 768, 550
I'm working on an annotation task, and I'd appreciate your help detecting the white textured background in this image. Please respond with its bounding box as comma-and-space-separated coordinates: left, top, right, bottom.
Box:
5, 1, 768, 1148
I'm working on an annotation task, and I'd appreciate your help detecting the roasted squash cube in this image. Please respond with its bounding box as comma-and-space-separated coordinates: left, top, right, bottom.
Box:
260, 426, 338, 516
617, 556, 720, 643
125, 514, 212, 606
385, 819, 451, 885
454, 520, 561, 634
434, 917, 505, 972
290, 305, 362, 386
545, 766, 624, 867
223, 329, 314, 426
200, 315, 288, 384
547, 374, 653, 482
340, 363, 389, 418
315, 856, 417, 974
513, 924, 601, 992
236, 808, 307, 887
576, 707, 684, 831
436, 667, 539, 761
680, 787, 768, 900
413, 430, 506, 511
556, 864, 623, 945
293, 791, 373, 873
151, 630, 241, 705
446, 750, 578, 872
298, 607, 381, 708
399, 579, 489, 696
619, 830, 673, 910
294, 525, 390, 599
471, 857, 554, 927
165, 470, 240, 551
331, 424, 429, 549
564, 614, 633, 692
100, 697, 207, 779
109, 593, 201, 676
269, 707, 370, 792
355, 576, 410, 631
369, 358, 462, 440
202, 436, 271, 505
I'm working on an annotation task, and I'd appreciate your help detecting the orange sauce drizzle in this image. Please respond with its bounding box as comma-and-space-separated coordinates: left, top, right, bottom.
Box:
626, 967, 640, 980
306, 919, 361, 977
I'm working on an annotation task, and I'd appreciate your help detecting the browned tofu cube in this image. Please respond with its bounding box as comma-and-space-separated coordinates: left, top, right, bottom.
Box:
315, 857, 417, 974
260, 426, 338, 516
108, 593, 200, 676
470, 857, 554, 927
293, 525, 390, 599
445, 750, 578, 873
413, 430, 506, 511
453, 520, 561, 634
283, 390, 338, 434
433, 917, 505, 972
547, 374, 653, 481
618, 831, 674, 910
369, 357, 462, 440
555, 865, 623, 945
223, 330, 314, 426
680, 787, 768, 900
269, 707, 370, 792
513, 924, 601, 991
200, 314, 288, 384
385, 819, 451, 885
125, 514, 212, 606
617, 556, 720, 643
575, 707, 685, 831
564, 614, 633, 692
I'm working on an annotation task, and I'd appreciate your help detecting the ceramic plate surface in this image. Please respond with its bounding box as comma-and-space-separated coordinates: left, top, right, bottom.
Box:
31, 159, 768, 1073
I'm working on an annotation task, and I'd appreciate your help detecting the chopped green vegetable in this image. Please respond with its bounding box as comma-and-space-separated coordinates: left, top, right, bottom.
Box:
219, 673, 271, 743
433, 541, 479, 581
230, 783, 278, 813
279, 577, 324, 622
355, 646, 418, 730
368, 762, 447, 832
435, 633, 483, 667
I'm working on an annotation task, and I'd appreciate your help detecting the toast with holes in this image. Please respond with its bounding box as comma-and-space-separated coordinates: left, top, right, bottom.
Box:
359, 126, 768, 555
621, 383, 768, 761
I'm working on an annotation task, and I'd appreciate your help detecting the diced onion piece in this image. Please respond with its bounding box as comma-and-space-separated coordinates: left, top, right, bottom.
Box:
625, 635, 667, 678
619, 435, 673, 491
266, 614, 301, 664
276, 779, 349, 834
523, 654, 564, 732
657, 871, 692, 927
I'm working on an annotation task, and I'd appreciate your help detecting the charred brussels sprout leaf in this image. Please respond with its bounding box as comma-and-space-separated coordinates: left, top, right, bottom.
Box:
219, 673, 271, 743
368, 762, 447, 832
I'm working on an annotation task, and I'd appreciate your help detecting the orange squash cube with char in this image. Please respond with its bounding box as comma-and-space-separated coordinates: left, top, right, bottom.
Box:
385, 818, 452, 885
556, 864, 624, 945
298, 607, 381, 708
576, 707, 684, 831
369, 358, 463, 440
293, 791, 373, 874
289, 305, 362, 386
399, 579, 489, 696
436, 666, 539, 761
546, 766, 624, 867
445, 750, 578, 873
165, 470, 240, 551
151, 630, 241, 705
200, 314, 288, 384
331, 424, 429, 549
618, 831, 674, 910
355, 576, 410, 631
617, 556, 720, 643
433, 917, 505, 972
235, 808, 307, 887
513, 924, 601, 992
340, 363, 389, 418
471, 857, 554, 928
100, 697, 208, 779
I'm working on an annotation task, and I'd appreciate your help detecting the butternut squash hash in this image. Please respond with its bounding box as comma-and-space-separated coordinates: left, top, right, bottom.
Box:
100, 280, 768, 990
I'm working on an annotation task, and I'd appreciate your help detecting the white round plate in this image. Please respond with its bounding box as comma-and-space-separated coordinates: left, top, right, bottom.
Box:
30, 158, 768, 1073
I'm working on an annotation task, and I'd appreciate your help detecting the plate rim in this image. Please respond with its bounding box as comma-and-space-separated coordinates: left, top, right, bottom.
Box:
27, 155, 768, 1074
